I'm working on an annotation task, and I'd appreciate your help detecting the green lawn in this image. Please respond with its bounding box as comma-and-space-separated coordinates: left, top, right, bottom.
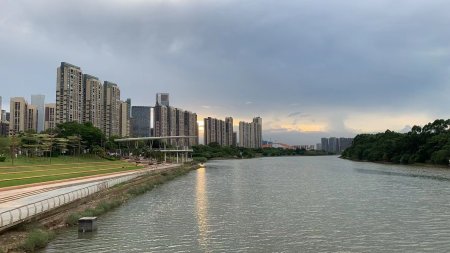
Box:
0, 156, 143, 188
0, 155, 107, 167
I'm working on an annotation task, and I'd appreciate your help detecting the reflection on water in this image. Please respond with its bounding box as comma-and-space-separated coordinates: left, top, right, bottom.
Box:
77, 231, 97, 240
195, 166, 209, 251
354, 168, 450, 181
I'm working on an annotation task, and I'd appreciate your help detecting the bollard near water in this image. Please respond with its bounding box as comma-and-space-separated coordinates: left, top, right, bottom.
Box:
78, 217, 97, 232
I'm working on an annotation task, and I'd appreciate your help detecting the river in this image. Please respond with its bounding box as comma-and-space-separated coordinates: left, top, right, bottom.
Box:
44, 156, 450, 252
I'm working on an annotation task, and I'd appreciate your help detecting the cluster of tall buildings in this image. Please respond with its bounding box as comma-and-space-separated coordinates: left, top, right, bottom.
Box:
151, 93, 199, 147
1, 62, 131, 138
129, 93, 199, 147
203, 116, 262, 148
1, 61, 267, 149
56, 62, 130, 137
4, 95, 51, 136
204, 117, 235, 146
239, 117, 263, 148
0, 96, 11, 136
1, 62, 200, 147
319, 137, 353, 154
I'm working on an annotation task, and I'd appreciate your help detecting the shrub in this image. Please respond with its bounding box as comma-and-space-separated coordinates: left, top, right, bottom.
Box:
66, 213, 82, 226
80, 208, 95, 217
21, 229, 55, 252
193, 157, 207, 163
0, 156, 6, 162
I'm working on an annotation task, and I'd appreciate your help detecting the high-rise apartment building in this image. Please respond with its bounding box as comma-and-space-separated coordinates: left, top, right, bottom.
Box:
328, 137, 339, 153
45, 103, 56, 130
26, 105, 38, 132
126, 98, 131, 118
239, 121, 250, 148
10, 97, 28, 134
153, 93, 198, 147
153, 105, 168, 137
31, 95, 45, 133
0, 122, 8, 137
320, 137, 353, 153
321, 138, 329, 152
168, 106, 177, 136
131, 106, 151, 137
156, 93, 170, 106
253, 117, 262, 148
119, 101, 130, 137
176, 108, 185, 146
184, 111, 198, 146
103, 81, 121, 137
204, 117, 234, 146
0, 105, 8, 136
204, 117, 217, 145
167, 106, 177, 146
56, 62, 83, 124
83, 74, 103, 129
238, 117, 263, 148
1, 110, 5, 123
225, 117, 234, 146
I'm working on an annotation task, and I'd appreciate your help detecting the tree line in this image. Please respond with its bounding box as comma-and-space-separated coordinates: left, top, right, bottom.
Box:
192, 142, 327, 162
341, 119, 450, 165
0, 122, 120, 162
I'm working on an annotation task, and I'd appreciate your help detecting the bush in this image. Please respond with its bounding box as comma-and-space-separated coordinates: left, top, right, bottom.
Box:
193, 157, 207, 163
103, 156, 119, 161
66, 213, 82, 226
80, 208, 95, 217
21, 229, 55, 252
0, 156, 6, 162
431, 149, 450, 165
66, 200, 124, 226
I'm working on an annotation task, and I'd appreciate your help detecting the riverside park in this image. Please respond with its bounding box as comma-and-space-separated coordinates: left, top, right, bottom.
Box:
0, 156, 141, 189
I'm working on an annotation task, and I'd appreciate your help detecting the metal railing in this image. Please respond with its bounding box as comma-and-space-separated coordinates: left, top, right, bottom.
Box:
0, 165, 177, 232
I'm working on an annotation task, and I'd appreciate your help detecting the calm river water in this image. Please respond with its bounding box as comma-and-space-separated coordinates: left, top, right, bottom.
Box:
44, 156, 450, 252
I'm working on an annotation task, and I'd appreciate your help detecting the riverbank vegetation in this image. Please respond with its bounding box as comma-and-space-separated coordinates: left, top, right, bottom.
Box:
342, 119, 450, 165
192, 143, 327, 161
21, 228, 55, 252
0, 122, 123, 165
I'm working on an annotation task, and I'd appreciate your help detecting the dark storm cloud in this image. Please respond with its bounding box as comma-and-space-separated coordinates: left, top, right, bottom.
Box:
1, 0, 450, 144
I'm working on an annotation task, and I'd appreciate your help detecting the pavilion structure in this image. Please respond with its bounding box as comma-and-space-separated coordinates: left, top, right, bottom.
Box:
114, 136, 196, 163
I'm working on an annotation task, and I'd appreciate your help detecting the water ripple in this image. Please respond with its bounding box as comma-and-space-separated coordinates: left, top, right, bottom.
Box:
45, 157, 450, 252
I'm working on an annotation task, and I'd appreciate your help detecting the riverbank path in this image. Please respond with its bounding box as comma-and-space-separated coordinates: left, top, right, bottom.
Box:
0, 163, 181, 231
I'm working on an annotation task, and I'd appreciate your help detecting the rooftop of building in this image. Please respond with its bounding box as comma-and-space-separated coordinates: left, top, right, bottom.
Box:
61, 62, 81, 69
83, 74, 99, 80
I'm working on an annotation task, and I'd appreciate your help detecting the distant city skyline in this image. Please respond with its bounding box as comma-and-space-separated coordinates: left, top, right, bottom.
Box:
1, 1, 449, 144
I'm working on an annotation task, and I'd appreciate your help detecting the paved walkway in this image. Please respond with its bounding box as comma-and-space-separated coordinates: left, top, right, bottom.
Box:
0, 163, 180, 214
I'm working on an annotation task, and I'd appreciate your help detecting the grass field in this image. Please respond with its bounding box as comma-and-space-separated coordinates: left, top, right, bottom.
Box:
0, 156, 143, 188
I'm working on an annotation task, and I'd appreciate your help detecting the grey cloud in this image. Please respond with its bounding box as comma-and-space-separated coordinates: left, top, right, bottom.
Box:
288, 112, 311, 118
288, 112, 302, 117
1, 0, 450, 144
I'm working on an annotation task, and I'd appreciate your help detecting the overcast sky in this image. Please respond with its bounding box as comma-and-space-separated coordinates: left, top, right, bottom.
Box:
1, 0, 450, 144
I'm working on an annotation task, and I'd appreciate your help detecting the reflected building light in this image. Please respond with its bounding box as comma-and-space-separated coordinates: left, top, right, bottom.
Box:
196, 167, 209, 251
